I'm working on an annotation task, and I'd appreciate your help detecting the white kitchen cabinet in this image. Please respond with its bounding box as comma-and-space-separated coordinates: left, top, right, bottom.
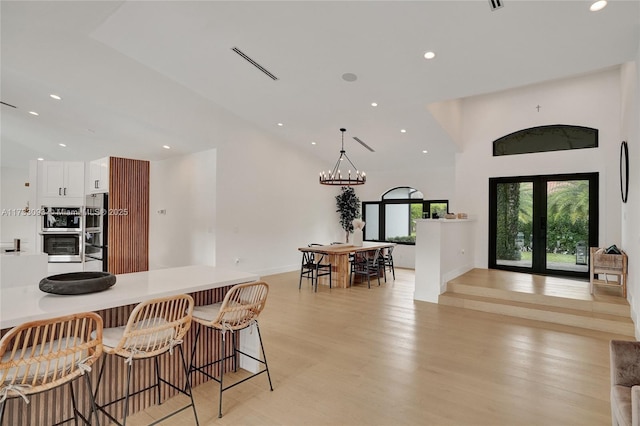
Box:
87, 157, 109, 194
38, 161, 85, 205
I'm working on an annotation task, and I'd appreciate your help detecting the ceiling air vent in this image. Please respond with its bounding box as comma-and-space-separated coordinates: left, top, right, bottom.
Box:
231, 47, 279, 81
353, 137, 375, 152
489, 0, 504, 11
1, 101, 17, 108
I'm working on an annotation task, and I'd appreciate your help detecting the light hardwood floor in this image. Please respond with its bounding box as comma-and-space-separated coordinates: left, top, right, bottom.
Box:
124, 268, 632, 425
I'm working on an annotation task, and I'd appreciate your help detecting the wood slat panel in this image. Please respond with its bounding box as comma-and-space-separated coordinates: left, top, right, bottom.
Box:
108, 157, 149, 275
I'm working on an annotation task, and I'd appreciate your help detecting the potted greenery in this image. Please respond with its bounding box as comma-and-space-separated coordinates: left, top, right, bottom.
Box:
336, 186, 361, 243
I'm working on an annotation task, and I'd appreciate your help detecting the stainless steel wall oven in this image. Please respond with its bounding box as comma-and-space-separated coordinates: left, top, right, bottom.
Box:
41, 206, 83, 262
41, 232, 82, 262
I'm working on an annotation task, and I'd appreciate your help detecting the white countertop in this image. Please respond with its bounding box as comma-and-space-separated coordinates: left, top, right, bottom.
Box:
0, 265, 259, 329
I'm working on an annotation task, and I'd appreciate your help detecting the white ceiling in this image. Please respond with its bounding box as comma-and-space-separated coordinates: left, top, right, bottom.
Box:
1, 1, 639, 173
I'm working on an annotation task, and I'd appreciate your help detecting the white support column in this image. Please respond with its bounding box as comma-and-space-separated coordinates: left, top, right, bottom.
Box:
414, 219, 476, 303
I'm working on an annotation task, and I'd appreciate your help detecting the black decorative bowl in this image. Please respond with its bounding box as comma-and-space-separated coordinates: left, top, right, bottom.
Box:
39, 272, 116, 295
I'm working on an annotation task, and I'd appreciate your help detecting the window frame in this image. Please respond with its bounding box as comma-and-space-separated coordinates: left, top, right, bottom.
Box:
362, 188, 448, 245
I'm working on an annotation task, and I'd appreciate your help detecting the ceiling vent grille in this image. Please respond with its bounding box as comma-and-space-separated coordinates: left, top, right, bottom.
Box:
231, 47, 279, 81
353, 137, 375, 152
489, 0, 504, 11
1, 101, 17, 108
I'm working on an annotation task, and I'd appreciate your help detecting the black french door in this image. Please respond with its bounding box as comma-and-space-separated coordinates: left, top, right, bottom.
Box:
489, 173, 598, 278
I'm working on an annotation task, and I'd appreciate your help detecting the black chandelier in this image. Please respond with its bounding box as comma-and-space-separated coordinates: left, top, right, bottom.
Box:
319, 128, 366, 186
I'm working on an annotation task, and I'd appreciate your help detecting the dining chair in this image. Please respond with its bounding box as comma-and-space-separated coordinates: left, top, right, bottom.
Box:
0, 312, 103, 425
299, 244, 332, 292
349, 248, 383, 288
93, 294, 198, 426
381, 246, 396, 281
188, 281, 273, 418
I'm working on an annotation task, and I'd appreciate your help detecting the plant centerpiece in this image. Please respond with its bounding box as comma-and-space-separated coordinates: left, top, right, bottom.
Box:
336, 186, 361, 243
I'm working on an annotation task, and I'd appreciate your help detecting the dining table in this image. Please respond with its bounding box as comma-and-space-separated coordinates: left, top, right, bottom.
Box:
298, 241, 396, 288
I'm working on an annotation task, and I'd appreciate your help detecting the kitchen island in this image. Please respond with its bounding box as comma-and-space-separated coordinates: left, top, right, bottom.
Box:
0, 265, 259, 425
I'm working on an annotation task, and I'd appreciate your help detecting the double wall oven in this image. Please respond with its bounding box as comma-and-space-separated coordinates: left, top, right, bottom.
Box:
40, 207, 83, 262
84, 193, 108, 272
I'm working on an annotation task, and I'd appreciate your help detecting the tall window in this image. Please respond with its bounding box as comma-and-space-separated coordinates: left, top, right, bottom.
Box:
362, 187, 448, 244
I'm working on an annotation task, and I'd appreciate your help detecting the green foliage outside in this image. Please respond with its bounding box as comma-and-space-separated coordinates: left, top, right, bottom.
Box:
496, 183, 522, 261
496, 180, 589, 264
388, 235, 416, 243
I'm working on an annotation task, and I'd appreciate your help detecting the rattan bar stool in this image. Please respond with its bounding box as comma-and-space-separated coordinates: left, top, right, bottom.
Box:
93, 294, 198, 426
188, 281, 273, 418
0, 312, 103, 425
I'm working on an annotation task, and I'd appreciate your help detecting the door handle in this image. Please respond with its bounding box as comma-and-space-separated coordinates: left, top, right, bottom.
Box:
95, 180, 99, 189
63, 187, 67, 196
58, 187, 62, 196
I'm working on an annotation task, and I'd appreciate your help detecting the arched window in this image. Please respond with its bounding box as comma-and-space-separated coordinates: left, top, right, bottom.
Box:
362, 187, 448, 244
493, 125, 598, 156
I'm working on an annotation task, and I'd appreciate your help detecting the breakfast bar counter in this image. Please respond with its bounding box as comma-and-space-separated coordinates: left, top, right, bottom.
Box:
0, 265, 259, 425
1, 264, 258, 329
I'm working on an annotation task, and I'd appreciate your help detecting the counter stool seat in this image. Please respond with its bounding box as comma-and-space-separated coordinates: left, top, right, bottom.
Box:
0, 312, 103, 426
94, 294, 198, 426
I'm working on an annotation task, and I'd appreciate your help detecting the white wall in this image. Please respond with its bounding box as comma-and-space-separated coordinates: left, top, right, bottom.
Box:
148, 122, 341, 276
455, 68, 623, 268
149, 149, 217, 269
0, 166, 38, 252
620, 56, 640, 333
215, 127, 339, 276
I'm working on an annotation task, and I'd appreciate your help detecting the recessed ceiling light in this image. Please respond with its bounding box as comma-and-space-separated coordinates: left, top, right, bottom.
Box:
371, 102, 378, 107
29, 111, 39, 116
162, 145, 171, 149
590, 1, 607, 11
37, 157, 44, 161
49, 94, 62, 100
424, 51, 436, 60
311, 141, 316, 145
58, 143, 66, 147
277, 122, 284, 127
400, 129, 407, 133
422, 150, 428, 154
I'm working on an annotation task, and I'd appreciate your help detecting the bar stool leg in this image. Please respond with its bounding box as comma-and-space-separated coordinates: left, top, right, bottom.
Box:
68, 380, 79, 426
154, 357, 162, 405
84, 373, 101, 426
218, 330, 226, 418
0, 400, 5, 425
256, 322, 274, 391
122, 362, 134, 426
178, 344, 200, 426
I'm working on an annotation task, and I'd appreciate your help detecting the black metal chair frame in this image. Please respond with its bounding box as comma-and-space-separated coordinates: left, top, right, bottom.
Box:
349, 248, 384, 288
299, 244, 332, 292
381, 246, 396, 280
189, 321, 272, 418
94, 345, 197, 426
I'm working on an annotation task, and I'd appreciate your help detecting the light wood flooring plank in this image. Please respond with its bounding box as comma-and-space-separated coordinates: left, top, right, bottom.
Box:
126, 268, 630, 426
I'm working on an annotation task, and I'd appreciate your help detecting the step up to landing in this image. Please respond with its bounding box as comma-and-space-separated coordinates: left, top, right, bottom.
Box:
438, 269, 634, 337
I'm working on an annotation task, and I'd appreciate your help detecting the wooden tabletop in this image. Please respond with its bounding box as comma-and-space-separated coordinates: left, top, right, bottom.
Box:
298, 241, 395, 254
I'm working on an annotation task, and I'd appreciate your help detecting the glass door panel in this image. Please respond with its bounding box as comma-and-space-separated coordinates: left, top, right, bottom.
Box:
495, 182, 533, 269
489, 173, 597, 279
545, 180, 590, 273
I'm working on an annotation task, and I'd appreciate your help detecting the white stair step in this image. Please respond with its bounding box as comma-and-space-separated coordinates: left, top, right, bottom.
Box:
438, 292, 634, 337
